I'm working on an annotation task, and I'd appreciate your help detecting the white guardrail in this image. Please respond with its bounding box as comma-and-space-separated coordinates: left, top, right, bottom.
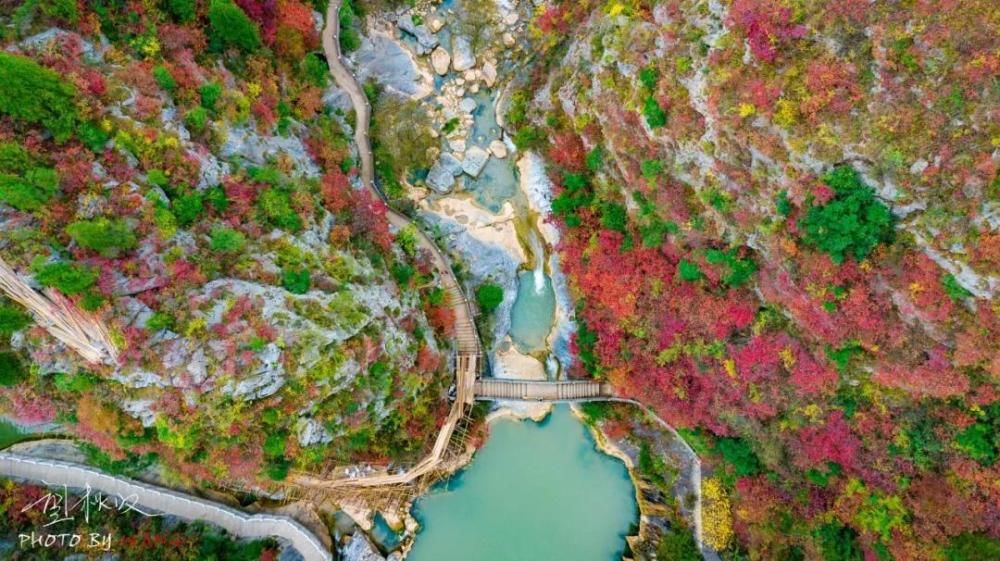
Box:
0, 453, 332, 561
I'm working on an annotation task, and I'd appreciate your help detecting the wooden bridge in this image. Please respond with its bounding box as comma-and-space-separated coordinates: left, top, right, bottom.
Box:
474, 379, 615, 402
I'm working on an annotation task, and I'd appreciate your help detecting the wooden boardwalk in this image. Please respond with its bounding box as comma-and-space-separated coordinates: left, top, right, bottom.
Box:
474, 379, 614, 402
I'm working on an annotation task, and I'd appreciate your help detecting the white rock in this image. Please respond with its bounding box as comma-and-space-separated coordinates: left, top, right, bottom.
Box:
489, 140, 508, 159
502, 33, 516, 47
459, 97, 478, 113
451, 36, 476, 71
428, 16, 445, 33
462, 146, 490, 177
430, 46, 451, 75
298, 418, 333, 447
482, 62, 498, 88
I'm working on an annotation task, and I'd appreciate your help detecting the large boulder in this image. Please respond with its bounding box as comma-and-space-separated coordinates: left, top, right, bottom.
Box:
462, 146, 490, 178
430, 46, 451, 76
397, 14, 438, 54
341, 533, 385, 561
451, 36, 476, 72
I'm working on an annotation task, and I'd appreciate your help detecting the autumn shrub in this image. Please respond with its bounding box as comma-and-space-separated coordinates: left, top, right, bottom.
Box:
701, 477, 734, 550
208, 0, 262, 53
475, 282, 504, 314
66, 217, 138, 257
0, 53, 78, 142
798, 166, 894, 263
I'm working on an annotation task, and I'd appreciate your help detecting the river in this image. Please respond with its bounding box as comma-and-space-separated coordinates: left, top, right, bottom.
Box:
407, 406, 638, 561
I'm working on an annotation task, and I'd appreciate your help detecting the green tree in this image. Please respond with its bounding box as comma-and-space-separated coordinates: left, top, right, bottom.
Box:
207, 0, 262, 53
678, 259, 703, 282
798, 166, 894, 264
0, 167, 59, 211
0, 303, 31, 335
600, 202, 628, 233
475, 282, 504, 314
165, 0, 197, 23
0, 352, 26, 387
715, 437, 763, 477
32, 261, 98, 295
66, 218, 138, 257
814, 522, 863, 561
0, 52, 78, 142
943, 533, 1000, 561
199, 82, 223, 111
642, 96, 667, 128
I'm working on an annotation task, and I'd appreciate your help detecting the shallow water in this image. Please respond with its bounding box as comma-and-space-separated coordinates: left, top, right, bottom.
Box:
407, 406, 637, 561
509, 270, 556, 353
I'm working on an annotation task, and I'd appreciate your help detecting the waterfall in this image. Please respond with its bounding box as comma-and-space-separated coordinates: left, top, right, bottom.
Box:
528, 229, 545, 293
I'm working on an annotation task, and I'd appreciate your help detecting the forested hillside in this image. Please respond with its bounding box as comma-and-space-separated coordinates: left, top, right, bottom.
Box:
512, 1, 998, 559
0, 0, 454, 487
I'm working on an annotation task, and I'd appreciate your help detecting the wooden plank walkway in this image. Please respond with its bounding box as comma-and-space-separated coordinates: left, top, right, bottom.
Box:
0, 454, 332, 561
474, 379, 614, 402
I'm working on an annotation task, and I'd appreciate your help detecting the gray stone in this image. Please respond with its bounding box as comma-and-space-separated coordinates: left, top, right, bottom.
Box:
462, 146, 490, 177
298, 418, 333, 447
341, 533, 385, 561
440, 153, 464, 176
427, 163, 456, 193
451, 36, 476, 72
397, 14, 438, 54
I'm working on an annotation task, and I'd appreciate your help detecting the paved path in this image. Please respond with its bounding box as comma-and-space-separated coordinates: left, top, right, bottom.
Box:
0, 453, 332, 561
474, 379, 614, 401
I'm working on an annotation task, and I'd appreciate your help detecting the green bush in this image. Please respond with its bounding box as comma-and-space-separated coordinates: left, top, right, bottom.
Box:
281, 268, 310, 294
638, 66, 659, 90
208, 0, 262, 53
32, 261, 98, 295
152, 65, 176, 93
941, 273, 972, 302
40, 0, 79, 22
657, 529, 701, 561
209, 227, 246, 253
146, 311, 175, 332
943, 533, 1000, 561
258, 189, 302, 232
475, 282, 504, 314
705, 248, 757, 288
172, 190, 204, 226
512, 125, 546, 151
66, 217, 138, 257
198, 82, 223, 111
677, 259, 703, 282
0, 303, 31, 335
185, 106, 208, 131
0, 352, 27, 387
205, 185, 230, 212
77, 121, 111, 152
301, 54, 329, 87
798, 166, 894, 264
599, 202, 628, 233
814, 522, 863, 561
391, 263, 414, 285
0, 52, 77, 142
642, 96, 667, 128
